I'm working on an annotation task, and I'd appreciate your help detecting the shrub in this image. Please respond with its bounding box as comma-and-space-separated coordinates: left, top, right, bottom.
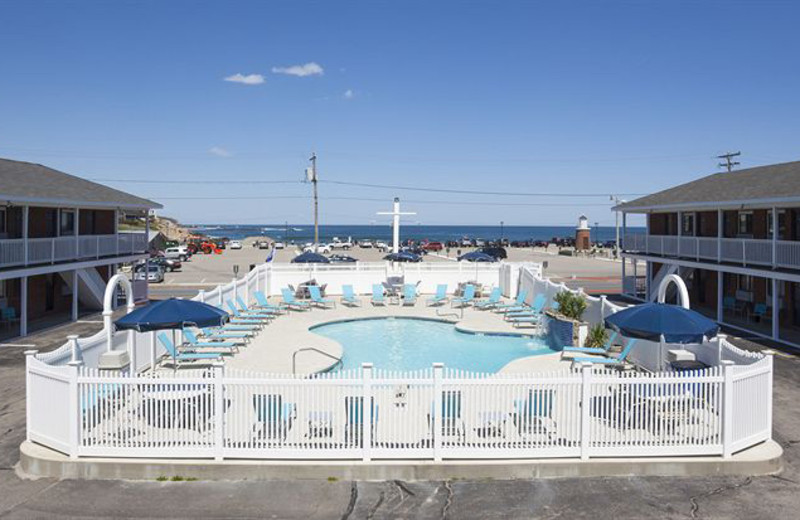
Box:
585, 324, 608, 349
553, 291, 587, 322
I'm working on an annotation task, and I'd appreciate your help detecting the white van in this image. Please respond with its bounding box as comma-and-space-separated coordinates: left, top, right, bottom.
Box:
164, 247, 188, 261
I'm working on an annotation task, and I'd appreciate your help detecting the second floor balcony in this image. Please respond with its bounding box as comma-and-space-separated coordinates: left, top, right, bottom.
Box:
623, 232, 800, 270
0, 233, 148, 270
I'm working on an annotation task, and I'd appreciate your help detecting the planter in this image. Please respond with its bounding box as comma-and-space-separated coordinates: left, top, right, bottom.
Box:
545, 310, 589, 348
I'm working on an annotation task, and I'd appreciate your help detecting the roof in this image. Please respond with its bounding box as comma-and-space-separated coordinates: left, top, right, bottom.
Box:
0, 158, 161, 210
616, 160, 800, 212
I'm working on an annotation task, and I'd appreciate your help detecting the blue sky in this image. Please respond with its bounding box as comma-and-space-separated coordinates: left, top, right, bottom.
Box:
1, 0, 799, 227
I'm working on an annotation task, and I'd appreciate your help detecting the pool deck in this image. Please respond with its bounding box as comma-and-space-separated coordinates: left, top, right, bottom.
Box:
221, 295, 563, 375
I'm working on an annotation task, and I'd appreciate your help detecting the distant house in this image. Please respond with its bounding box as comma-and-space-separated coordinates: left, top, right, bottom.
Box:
616, 160, 800, 347
0, 158, 161, 340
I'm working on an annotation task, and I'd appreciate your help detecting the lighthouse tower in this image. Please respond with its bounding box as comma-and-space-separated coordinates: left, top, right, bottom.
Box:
575, 215, 591, 250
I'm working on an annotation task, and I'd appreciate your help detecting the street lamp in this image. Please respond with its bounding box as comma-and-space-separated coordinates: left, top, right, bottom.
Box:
500, 221, 504, 242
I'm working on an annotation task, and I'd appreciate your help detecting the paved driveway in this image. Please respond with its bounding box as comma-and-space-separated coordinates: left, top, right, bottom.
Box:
1, 328, 799, 519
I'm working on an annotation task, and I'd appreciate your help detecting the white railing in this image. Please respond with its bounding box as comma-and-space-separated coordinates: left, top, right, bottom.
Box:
0, 233, 147, 268
26, 351, 773, 461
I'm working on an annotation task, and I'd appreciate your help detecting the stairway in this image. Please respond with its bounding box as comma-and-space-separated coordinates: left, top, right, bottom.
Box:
59, 267, 106, 310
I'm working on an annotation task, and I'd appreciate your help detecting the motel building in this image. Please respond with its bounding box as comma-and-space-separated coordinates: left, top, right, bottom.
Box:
0, 158, 160, 341
618, 160, 800, 348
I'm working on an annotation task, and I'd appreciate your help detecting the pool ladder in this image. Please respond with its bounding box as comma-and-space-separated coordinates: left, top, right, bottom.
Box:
293, 347, 343, 374
435, 305, 464, 321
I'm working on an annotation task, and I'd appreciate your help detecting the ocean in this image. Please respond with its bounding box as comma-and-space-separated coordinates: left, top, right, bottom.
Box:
187, 224, 643, 244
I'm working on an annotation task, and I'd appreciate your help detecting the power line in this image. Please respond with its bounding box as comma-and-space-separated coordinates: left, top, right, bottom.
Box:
91, 178, 299, 185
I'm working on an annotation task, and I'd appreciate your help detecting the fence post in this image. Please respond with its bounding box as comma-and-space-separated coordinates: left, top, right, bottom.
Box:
232, 277, 238, 303
199, 289, 206, 304
24, 350, 38, 442
213, 361, 225, 461
433, 363, 444, 462
599, 295, 607, 320
362, 363, 373, 462
722, 360, 735, 458
67, 356, 83, 459
580, 362, 593, 460
764, 350, 775, 441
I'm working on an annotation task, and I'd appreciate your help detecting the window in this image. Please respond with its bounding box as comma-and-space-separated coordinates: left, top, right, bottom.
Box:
738, 211, 753, 236
681, 213, 695, 236
60, 209, 75, 236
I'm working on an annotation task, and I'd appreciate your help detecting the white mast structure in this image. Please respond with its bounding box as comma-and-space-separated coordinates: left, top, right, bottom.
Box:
377, 197, 416, 254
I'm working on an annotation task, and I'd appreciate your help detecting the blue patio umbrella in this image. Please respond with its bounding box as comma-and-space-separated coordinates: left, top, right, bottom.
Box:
291, 251, 330, 263
114, 298, 229, 332
604, 302, 719, 344
458, 251, 497, 262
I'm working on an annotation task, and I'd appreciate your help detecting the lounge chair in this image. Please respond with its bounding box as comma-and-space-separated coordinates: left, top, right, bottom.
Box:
253, 394, 295, 441
182, 329, 243, 350
201, 327, 252, 340
219, 323, 260, 331
426, 284, 448, 306
493, 288, 529, 312
344, 396, 378, 446
226, 299, 273, 320
281, 288, 312, 311
503, 294, 546, 317
158, 332, 222, 367
513, 388, 556, 440
572, 339, 638, 366
341, 285, 362, 307
371, 284, 386, 306
402, 284, 417, 306
308, 285, 336, 309
451, 285, 475, 308
562, 331, 618, 356
236, 296, 279, 317
475, 287, 502, 310
253, 291, 288, 314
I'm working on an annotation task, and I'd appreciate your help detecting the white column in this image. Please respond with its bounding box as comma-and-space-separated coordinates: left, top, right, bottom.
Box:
717, 270, 724, 323
114, 209, 119, 256
20, 275, 28, 336
74, 207, 80, 259
645, 262, 652, 300
71, 269, 79, 321
22, 205, 29, 266
772, 207, 778, 269
772, 278, 779, 340
717, 209, 723, 262
392, 198, 400, 254
677, 211, 682, 257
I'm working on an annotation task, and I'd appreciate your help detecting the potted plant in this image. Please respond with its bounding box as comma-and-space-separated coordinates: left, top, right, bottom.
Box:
584, 323, 608, 350
546, 291, 589, 347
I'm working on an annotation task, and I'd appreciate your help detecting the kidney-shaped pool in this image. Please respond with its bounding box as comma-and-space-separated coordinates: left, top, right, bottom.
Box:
310, 317, 558, 372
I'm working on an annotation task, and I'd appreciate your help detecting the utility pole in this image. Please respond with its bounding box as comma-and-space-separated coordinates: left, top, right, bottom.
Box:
717, 151, 741, 172
306, 153, 319, 244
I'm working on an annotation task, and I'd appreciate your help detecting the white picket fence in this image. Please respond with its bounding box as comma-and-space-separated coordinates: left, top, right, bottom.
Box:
26, 348, 772, 460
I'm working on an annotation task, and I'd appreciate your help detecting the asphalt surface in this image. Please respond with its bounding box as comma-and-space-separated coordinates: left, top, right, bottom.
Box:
1, 323, 799, 518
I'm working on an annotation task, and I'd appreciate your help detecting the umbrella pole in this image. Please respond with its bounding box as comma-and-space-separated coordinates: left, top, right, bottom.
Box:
659, 334, 665, 372
172, 329, 177, 373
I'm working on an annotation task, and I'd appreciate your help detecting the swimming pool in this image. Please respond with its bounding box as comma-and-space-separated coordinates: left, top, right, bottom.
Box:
310, 317, 558, 372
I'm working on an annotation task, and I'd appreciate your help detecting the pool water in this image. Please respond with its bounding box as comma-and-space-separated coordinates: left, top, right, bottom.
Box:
310, 318, 557, 372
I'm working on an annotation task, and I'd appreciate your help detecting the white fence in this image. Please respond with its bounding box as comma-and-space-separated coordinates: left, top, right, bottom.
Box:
26, 349, 773, 460
0, 233, 147, 268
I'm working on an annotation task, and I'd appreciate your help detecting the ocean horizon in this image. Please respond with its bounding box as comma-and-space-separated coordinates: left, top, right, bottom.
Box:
187, 224, 644, 243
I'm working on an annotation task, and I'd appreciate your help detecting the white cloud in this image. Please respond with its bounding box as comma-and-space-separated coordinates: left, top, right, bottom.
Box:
343, 89, 354, 99
223, 73, 265, 85
209, 146, 232, 157
271, 62, 324, 77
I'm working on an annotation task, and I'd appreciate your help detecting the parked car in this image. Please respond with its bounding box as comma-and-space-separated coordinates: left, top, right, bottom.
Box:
164, 247, 189, 261
134, 264, 165, 283
359, 240, 374, 248
303, 243, 332, 254
330, 239, 353, 250
479, 246, 507, 260
273, 242, 285, 250
422, 241, 443, 251
375, 241, 389, 252
229, 240, 243, 250
258, 240, 271, 249
149, 257, 181, 272
329, 254, 358, 263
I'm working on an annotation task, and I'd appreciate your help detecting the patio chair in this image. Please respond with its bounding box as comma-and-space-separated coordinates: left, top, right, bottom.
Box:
371, 284, 386, 306
182, 329, 243, 351
513, 388, 556, 441
344, 395, 378, 446
157, 332, 222, 367
751, 303, 768, 323
493, 288, 529, 312
426, 284, 449, 306
236, 296, 279, 317
253, 290, 289, 314
226, 299, 273, 321
451, 285, 476, 308
252, 394, 295, 441
504, 294, 546, 319
1, 307, 20, 330
402, 284, 417, 306
281, 288, 312, 311
562, 331, 618, 356
201, 327, 252, 340
572, 339, 638, 366
308, 285, 336, 309
474, 287, 502, 310
341, 285, 362, 307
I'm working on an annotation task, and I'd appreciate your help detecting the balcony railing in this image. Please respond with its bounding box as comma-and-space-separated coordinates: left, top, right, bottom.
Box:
0, 233, 148, 269
623, 232, 800, 270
